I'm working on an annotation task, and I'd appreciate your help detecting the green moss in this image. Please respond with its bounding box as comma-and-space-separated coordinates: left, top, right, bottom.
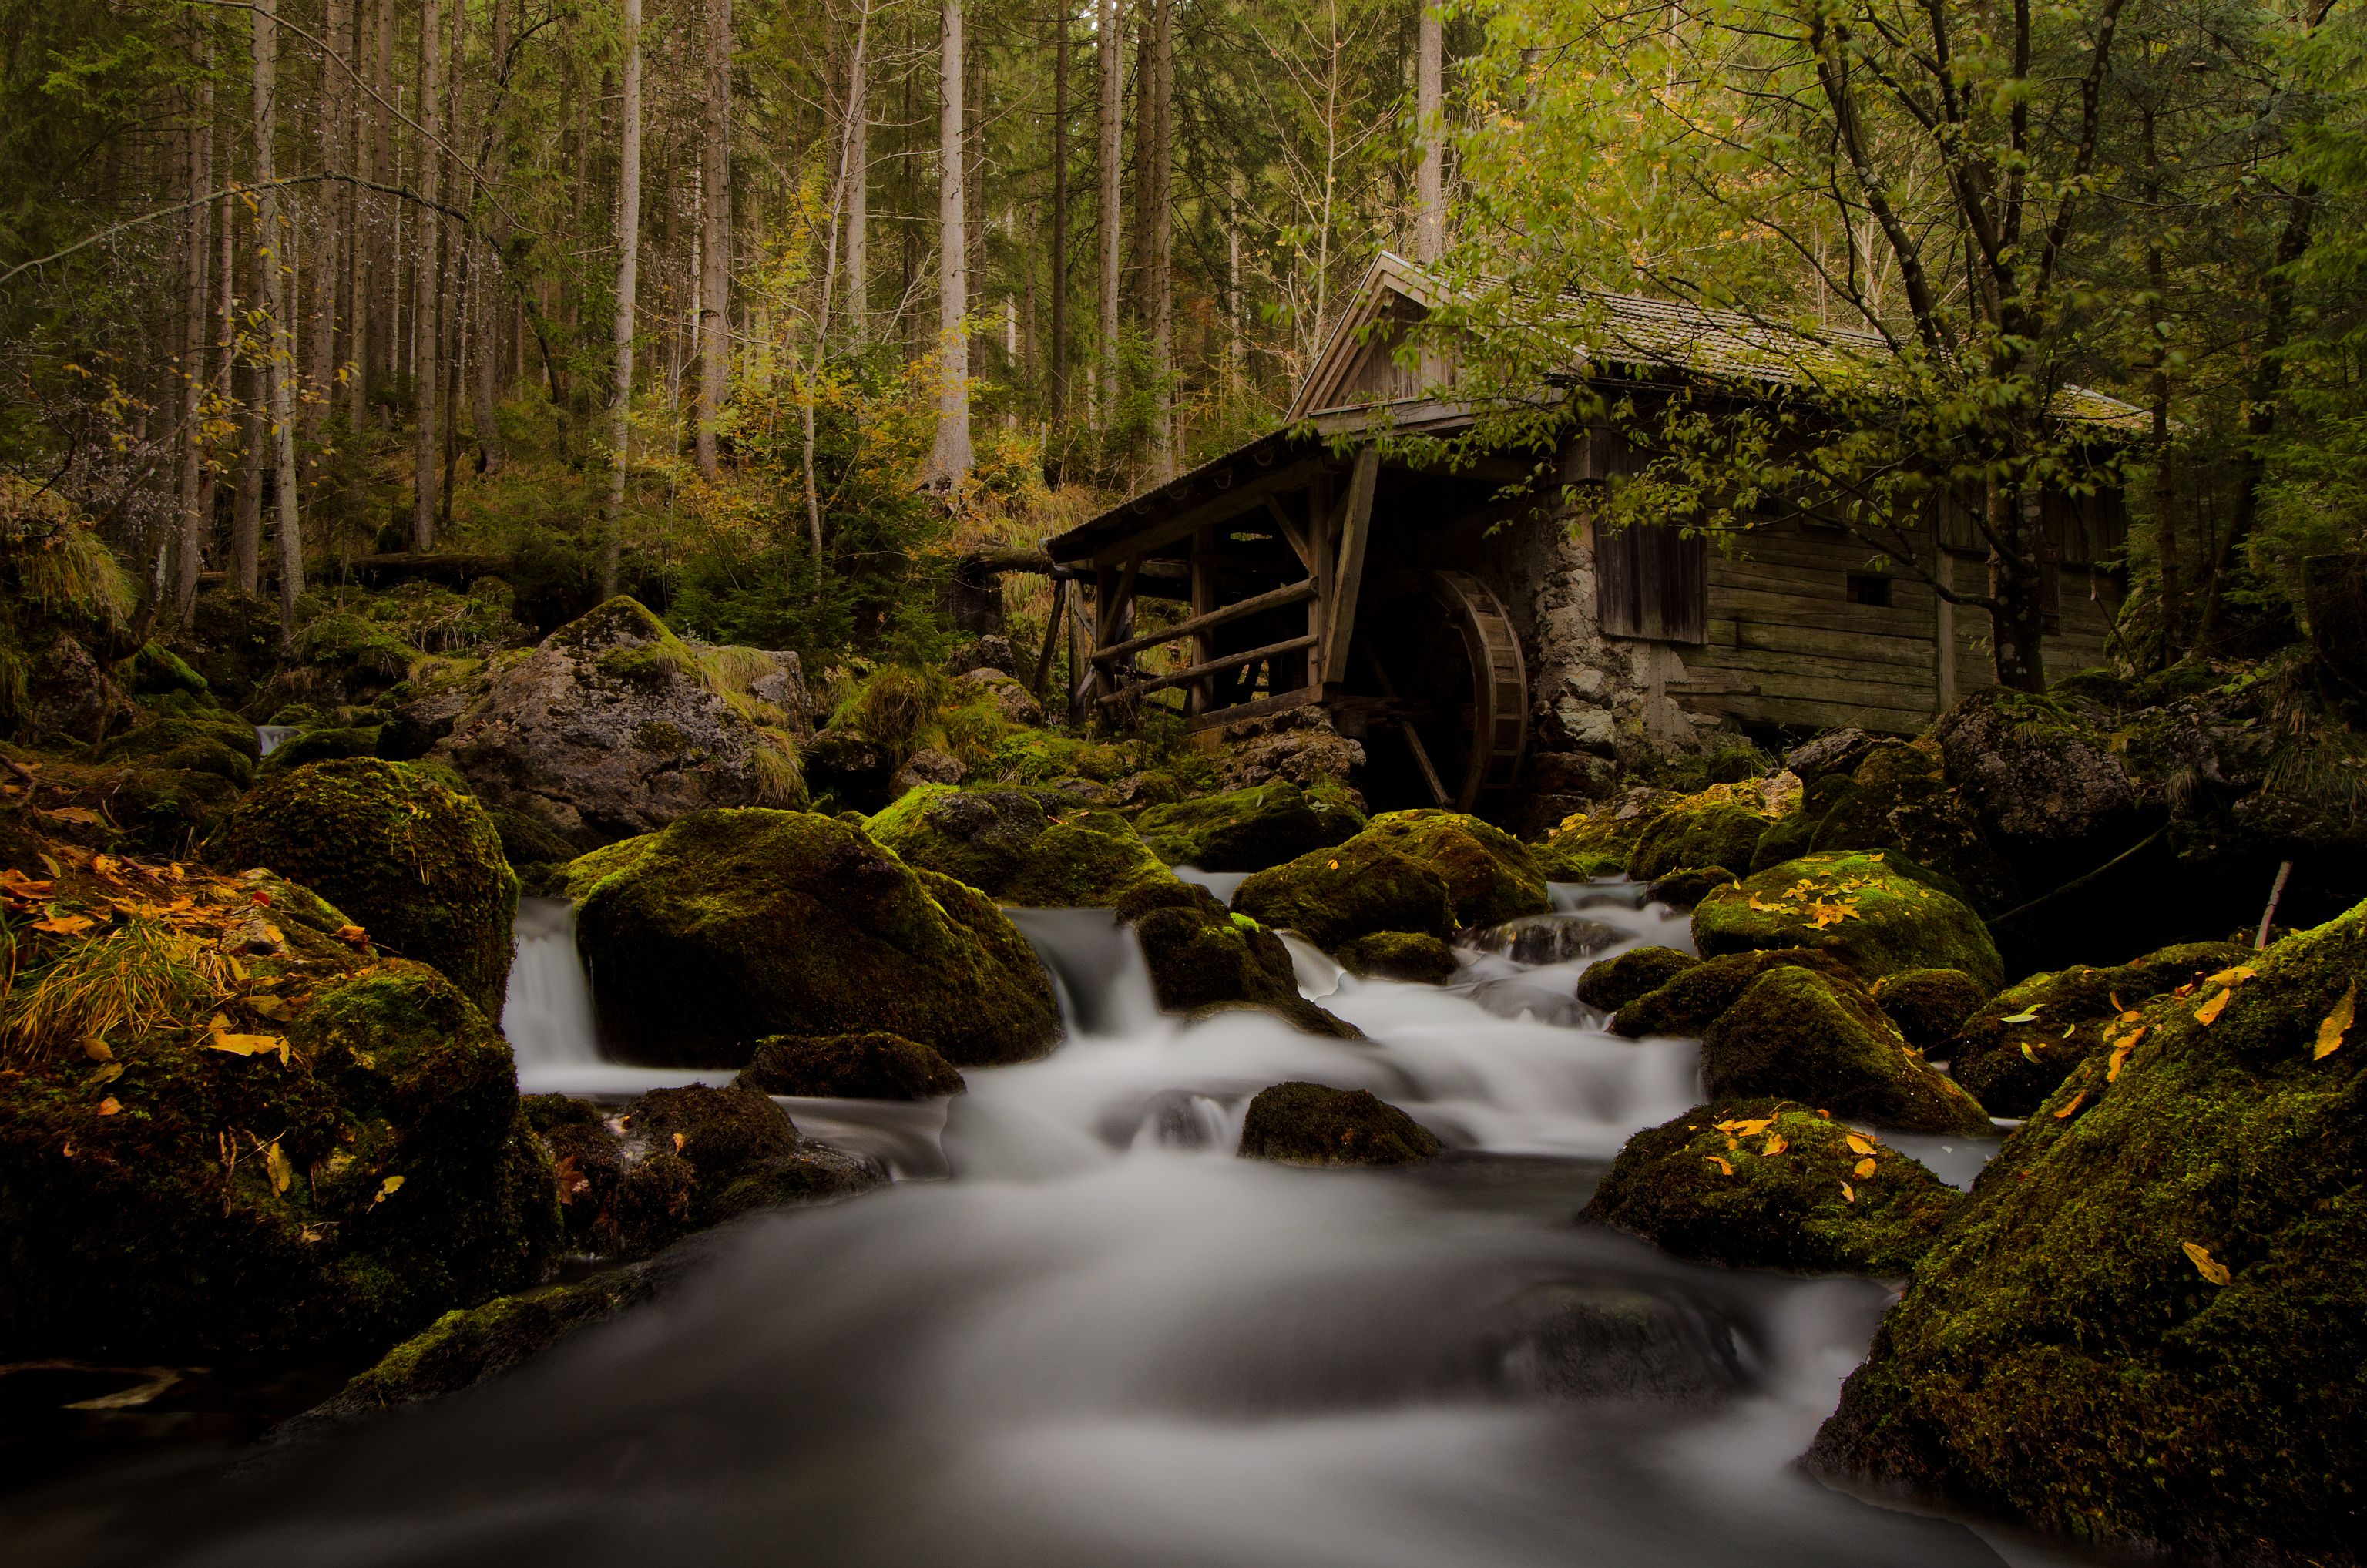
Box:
1358, 810, 1548, 928
1116, 879, 1354, 1035
331, 1263, 664, 1413
1335, 930, 1460, 984
1133, 781, 1366, 871
1236, 1081, 1439, 1166
1585, 1099, 1962, 1274
567, 809, 1060, 1067
91, 712, 258, 787
219, 758, 519, 1017
1629, 801, 1770, 882
258, 724, 384, 774
1694, 851, 2004, 992
1574, 945, 1700, 1015
1869, 968, 1990, 1055
1703, 966, 1993, 1134
1948, 940, 2251, 1116
1613, 946, 1859, 1038
737, 1032, 966, 1099
1533, 794, 1676, 880
1808, 902, 2367, 1564
867, 784, 1177, 907
1231, 837, 1457, 949
1645, 865, 1739, 909
124, 641, 209, 697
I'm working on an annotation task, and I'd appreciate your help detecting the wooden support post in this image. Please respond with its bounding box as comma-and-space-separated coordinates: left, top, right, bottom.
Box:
1321, 446, 1380, 687
1189, 527, 1215, 717
1935, 553, 1959, 713
1309, 472, 1336, 687
1032, 576, 1068, 698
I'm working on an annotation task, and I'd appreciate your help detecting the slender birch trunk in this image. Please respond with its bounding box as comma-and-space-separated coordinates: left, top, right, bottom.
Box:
921, 0, 971, 489
1412, 2, 1442, 262
844, 23, 868, 346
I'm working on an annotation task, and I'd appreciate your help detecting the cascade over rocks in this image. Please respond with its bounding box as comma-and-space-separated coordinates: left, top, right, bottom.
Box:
1133, 780, 1365, 871
421, 597, 807, 848
1809, 899, 2367, 1566
565, 808, 1061, 1068
219, 756, 520, 1017
866, 784, 1177, 906
1584, 1099, 1962, 1274
1116, 880, 1361, 1036
1694, 851, 2006, 993
1702, 965, 1993, 1135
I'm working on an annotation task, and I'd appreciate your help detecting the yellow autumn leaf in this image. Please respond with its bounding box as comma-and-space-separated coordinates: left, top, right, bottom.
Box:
369, 1173, 406, 1207
1853, 1157, 1877, 1178
1762, 1133, 1788, 1156
86, 1061, 123, 1087
2314, 982, 2355, 1061
2053, 1090, 2087, 1119
44, 806, 104, 825
95, 1096, 122, 1116
247, 995, 295, 1022
2000, 1009, 2042, 1024
2181, 1241, 2231, 1286
1839, 1181, 1856, 1203
209, 1032, 290, 1065
2194, 989, 2233, 1026
1845, 1133, 1876, 1157
1325, 860, 1338, 871
82, 1036, 114, 1063
32, 914, 96, 935
1705, 1156, 1733, 1175
2204, 965, 2258, 989
264, 1140, 294, 1194
1716, 1117, 1774, 1136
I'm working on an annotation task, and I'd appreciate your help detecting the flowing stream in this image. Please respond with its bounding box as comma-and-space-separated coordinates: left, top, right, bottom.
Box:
10, 885, 2047, 1567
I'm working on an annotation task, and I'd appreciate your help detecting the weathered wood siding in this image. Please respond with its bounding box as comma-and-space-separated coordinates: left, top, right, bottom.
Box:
1942, 550, 2123, 693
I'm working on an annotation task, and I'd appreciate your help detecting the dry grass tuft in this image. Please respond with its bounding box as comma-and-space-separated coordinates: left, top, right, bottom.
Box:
1, 919, 236, 1068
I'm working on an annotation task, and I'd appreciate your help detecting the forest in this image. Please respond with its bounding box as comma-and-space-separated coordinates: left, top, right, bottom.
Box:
4, 0, 2367, 1564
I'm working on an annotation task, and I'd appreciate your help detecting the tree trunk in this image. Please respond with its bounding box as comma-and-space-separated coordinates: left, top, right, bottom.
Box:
1986, 478, 2047, 692
1096, 0, 1122, 431
307, 0, 350, 442
603, 0, 644, 596
411, 0, 445, 549
845, 19, 868, 345
1144, 0, 1172, 478
804, 0, 871, 566
695, 0, 732, 477
1047, 0, 1069, 443
473, 0, 510, 476
347, 0, 375, 431
253, 0, 305, 640
438, 0, 465, 527
371, 0, 397, 401
174, 35, 214, 628
921, 0, 971, 489
1412, 2, 1442, 262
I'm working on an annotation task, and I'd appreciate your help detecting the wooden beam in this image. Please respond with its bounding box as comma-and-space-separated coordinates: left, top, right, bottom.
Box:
1320, 447, 1381, 683
1361, 643, 1450, 807
1264, 497, 1315, 573
1097, 634, 1321, 705
1086, 454, 1331, 566
1189, 529, 1217, 718
1184, 685, 1325, 733
1091, 579, 1317, 664
1031, 576, 1067, 697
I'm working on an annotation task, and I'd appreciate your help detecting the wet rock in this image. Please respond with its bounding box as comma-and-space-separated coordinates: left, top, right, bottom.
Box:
1117, 881, 1359, 1036
1808, 900, 2367, 1565
801, 730, 898, 807
1183, 999, 1366, 1038
1231, 836, 1457, 949
1703, 967, 1993, 1135
1335, 929, 1461, 984
1211, 705, 1364, 792
527, 1094, 630, 1256
1694, 851, 2005, 993
1629, 798, 1771, 884
866, 784, 1177, 906
1612, 948, 1861, 1039
1530, 787, 1677, 880
259, 724, 385, 774
955, 666, 1044, 726
739, 648, 815, 736
1133, 781, 1366, 871
219, 757, 519, 1017
1358, 809, 1550, 928
1784, 728, 1882, 783
1646, 866, 1737, 911
1237, 1082, 1439, 1167
20, 632, 141, 745
89, 708, 258, 788
1935, 687, 2140, 848
1461, 913, 1624, 965
737, 1032, 966, 1100
0, 959, 559, 1361
1506, 1283, 1748, 1404
566, 808, 1060, 1067
425, 597, 807, 844
1946, 939, 2251, 1116
948, 633, 1016, 675
891, 747, 965, 797
1870, 968, 1990, 1056
1574, 945, 1699, 1015
1759, 742, 2019, 915
1585, 1100, 1962, 1274
618, 1084, 882, 1241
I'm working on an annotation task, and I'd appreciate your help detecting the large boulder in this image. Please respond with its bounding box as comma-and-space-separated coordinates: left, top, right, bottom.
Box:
620, 1083, 878, 1236
1133, 781, 1365, 871
1755, 743, 2020, 915
218, 757, 519, 1018
1237, 1082, 1439, 1167
1694, 851, 2005, 993
425, 597, 805, 846
1231, 836, 1457, 949
1574, 945, 1699, 1015
89, 707, 260, 789
737, 1032, 966, 1100
1612, 947, 1863, 1039
1808, 900, 2367, 1565
0, 954, 559, 1361
1209, 706, 1364, 791
1702, 966, 1993, 1135
1356, 809, 1549, 928
1947, 939, 2252, 1116
1934, 687, 2140, 848
1335, 930, 1460, 984
1628, 796, 1774, 884
865, 784, 1176, 906
1116, 881, 1358, 1036
566, 809, 1060, 1068
1869, 968, 1990, 1055
1584, 1100, 1962, 1274
953, 666, 1044, 727
1529, 786, 1677, 880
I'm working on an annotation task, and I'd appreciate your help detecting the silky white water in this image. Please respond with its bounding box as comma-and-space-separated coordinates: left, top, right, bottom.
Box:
14, 885, 2040, 1566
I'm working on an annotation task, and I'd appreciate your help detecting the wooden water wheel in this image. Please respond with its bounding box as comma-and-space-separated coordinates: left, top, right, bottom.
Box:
1366, 569, 1529, 811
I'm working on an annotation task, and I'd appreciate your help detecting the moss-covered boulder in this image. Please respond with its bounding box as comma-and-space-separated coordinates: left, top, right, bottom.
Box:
258, 724, 384, 774
1573, 945, 1699, 1015
0, 958, 559, 1361
1694, 851, 2004, 993
218, 757, 519, 1017
1237, 1082, 1439, 1167
567, 809, 1059, 1068
1808, 902, 2367, 1565
1231, 837, 1456, 949
1335, 930, 1460, 984
1870, 968, 1990, 1055
865, 784, 1177, 906
1116, 881, 1358, 1036
1611, 947, 1862, 1039
1585, 1100, 1962, 1274
1946, 939, 2252, 1116
737, 1032, 966, 1100
1530, 787, 1677, 880
1629, 801, 1769, 884
603, 1085, 880, 1254
1703, 966, 1993, 1135
1646, 865, 1738, 910
89, 708, 258, 787
1933, 685, 2140, 848
1358, 809, 1549, 928
1751, 743, 2018, 915
1132, 781, 1365, 871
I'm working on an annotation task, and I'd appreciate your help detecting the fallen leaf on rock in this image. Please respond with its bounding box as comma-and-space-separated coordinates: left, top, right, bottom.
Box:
2194, 989, 2233, 1026
1706, 1156, 1733, 1175
86, 1062, 123, 1088
1716, 1117, 1775, 1136
2204, 964, 2259, 989
82, 1036, 113, 1062
95, 1097, 121, 1116
369, 1174, 405, 1207
2, 868, 54, 898
1762, 1133, 1788, 1156
2000, 1009, 2041, 1024
334, 925, 368, 945
247, 995, 295, 1022
1840, 1182, 1856, 1203
209, 1031, 290, 1064
264, 1140, 294, 1194
2053, 1090, 2087, 1119
2020, 1042, 2042, 1063
2315, 983, 2355, 1061
44, 806, 104, 825
1845, 1133, 1877, 1157
2181, 1241, 2231, 1286
31, 914, 95, 935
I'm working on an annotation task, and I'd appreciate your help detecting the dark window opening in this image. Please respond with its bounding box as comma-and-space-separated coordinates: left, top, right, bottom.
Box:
1846, 573, 1892, 608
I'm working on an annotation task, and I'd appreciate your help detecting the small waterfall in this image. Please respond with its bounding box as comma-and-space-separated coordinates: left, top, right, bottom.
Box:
502, 897, 606, 1071
1003, 907, 1163, 1039
253, 724, 300, 757
1173, 865, 1251, 903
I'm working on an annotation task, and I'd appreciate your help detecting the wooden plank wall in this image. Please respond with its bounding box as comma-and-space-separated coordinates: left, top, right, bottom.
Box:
1942, 550, 2123, 693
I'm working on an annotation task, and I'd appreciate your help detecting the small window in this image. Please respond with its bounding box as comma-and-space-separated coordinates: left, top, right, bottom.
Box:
1846, 573, 1892, 608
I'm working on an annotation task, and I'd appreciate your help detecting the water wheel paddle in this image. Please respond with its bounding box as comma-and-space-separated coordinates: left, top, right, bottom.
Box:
1374, 569, 1529, 811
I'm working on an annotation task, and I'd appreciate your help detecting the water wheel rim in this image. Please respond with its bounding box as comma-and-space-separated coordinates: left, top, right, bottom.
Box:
1426, 570, 1529, 811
